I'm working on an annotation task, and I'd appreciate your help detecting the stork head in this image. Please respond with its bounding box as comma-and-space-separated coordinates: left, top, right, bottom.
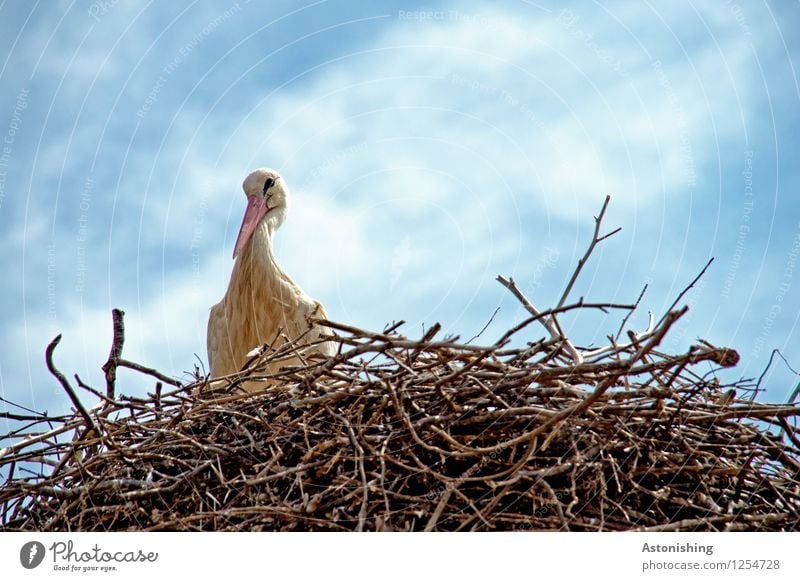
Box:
233, 168, 290, 259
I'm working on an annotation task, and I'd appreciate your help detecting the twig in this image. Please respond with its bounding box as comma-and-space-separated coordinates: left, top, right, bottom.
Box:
74, 374, 118, 406
466, 307, 500, 344
556, 194, 620, 310
657, 257, 714, 327
615, 284, 648, 342
753, 349, 800, 404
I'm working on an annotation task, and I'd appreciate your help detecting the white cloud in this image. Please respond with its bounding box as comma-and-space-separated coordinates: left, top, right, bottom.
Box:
227, 3, 755, 226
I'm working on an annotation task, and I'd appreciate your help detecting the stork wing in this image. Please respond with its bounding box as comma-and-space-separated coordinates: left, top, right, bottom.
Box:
309, 299, 337, 357
207, 302, 227, 377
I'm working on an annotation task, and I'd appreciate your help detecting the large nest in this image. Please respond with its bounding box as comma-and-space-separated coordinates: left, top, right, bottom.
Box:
2, 198, 799, 531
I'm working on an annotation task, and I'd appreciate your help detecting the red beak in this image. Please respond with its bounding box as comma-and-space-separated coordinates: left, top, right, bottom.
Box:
232, 194, 270, 259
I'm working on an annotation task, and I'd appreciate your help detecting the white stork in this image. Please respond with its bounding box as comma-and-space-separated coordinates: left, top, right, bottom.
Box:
207, 168, 335, 391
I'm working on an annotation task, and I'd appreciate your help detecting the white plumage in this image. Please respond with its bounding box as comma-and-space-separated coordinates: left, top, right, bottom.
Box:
207, 168, 335, 391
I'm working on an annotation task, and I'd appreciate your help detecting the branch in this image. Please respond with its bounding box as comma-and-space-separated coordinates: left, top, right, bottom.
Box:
118, 359, 182, 387
101, 308, 125, 399
46, 335, 99, 434
98, 309, 182, 389
496, 196, 620, 366
496, 275, 582, 363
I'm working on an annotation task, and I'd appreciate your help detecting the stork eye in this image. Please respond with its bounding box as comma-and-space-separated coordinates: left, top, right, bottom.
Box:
262, 178, 275, 195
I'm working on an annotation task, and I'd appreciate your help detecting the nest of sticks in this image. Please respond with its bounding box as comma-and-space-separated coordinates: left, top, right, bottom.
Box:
2, 198, 799, 532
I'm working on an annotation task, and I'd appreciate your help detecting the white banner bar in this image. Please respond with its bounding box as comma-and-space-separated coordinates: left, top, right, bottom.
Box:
2, 532, 798, 580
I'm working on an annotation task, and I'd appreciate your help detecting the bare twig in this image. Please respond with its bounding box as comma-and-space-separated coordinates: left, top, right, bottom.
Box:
117, 359, 182, 387
658, 257, 714, 327
615, 284, 648, 342
466, 306, 500, 344
556, 194, 620, 310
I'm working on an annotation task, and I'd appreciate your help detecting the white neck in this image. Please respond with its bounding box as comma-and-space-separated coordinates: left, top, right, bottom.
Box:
227, 219, 294, 299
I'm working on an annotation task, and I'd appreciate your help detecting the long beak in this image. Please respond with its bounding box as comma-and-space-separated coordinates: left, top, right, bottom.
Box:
233, 194, 270, 259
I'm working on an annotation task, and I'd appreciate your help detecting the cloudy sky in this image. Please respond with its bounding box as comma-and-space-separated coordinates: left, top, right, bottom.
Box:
1, 0, 799, 420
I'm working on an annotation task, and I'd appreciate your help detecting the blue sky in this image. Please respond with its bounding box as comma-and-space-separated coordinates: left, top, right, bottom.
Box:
1, 0, 799, 420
